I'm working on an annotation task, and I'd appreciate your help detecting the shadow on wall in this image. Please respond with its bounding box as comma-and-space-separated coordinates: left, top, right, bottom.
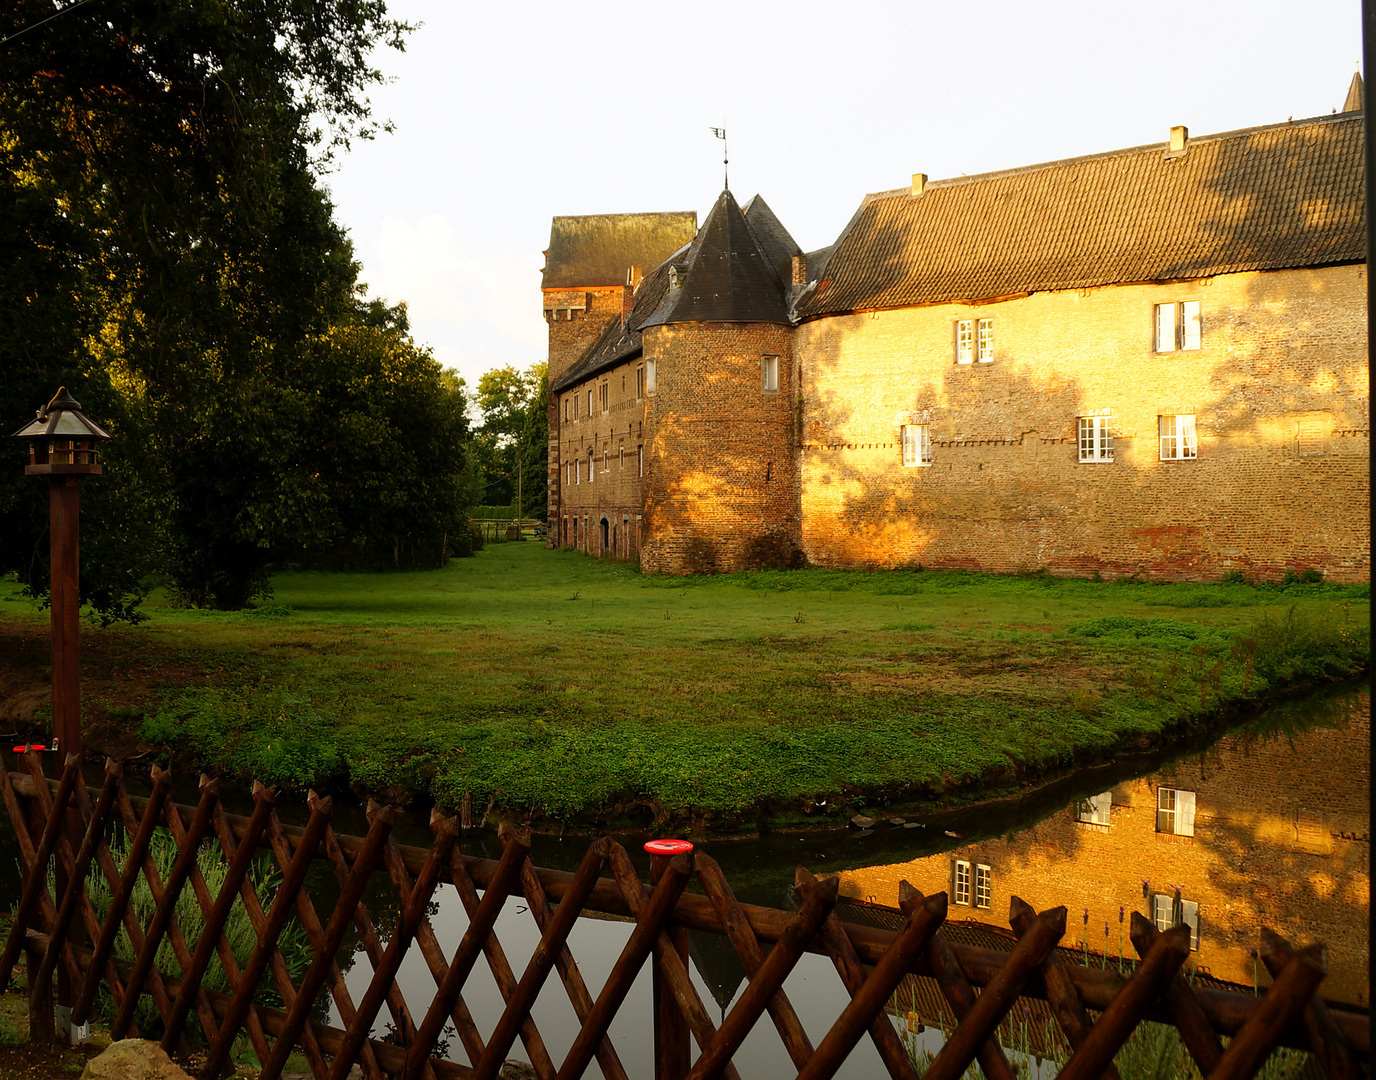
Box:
799, 131, 1368, 581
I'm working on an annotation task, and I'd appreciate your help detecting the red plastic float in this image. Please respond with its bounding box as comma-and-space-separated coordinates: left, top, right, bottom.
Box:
643, 839, 694, 856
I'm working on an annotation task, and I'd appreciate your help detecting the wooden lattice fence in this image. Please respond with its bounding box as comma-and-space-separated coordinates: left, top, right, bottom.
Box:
1, 753, 1367, 1080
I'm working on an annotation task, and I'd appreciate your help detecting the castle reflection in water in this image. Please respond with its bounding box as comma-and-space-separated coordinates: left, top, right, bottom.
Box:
836, 691, 1370, 1008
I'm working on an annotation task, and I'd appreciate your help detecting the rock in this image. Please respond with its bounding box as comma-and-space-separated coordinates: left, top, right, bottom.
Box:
80, 1040, 190, 1080
849, 815, 876, 829
888, 817, 906, 826
904, 821, 920, 829
501, 1061, 540, 1080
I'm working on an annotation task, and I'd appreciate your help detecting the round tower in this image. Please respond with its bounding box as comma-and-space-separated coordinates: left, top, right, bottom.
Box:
638, 192, 803, 573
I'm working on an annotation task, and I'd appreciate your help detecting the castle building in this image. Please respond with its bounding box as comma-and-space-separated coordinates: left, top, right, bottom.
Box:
542, 99, 1369, 581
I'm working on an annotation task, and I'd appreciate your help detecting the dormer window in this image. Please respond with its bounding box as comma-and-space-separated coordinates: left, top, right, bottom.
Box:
668, 265, 685, 290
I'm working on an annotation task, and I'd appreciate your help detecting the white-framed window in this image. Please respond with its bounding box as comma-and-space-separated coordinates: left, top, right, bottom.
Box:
587, 449, 594, 484
599, 382, 609, 413
1156, 788, 1196, 837
636, 365, 645, 399
645, 358, 656, 395
976, 318, 994, 362
952, 860, 971, 906
574, 460, 580, 485
619, 445, 624, 470
955, 318, 994, 363
1151, 893, 1200, 950
1078, 416, 1114, 463
761, 355, 779, 393
602, 450, 608, 474
638, 445, 643, 477
956, 320, 974, 364
974, 864, 991, 909
1076, 790, 1112, 826
1159, 414, 1197, 460
564, 397, 571, 423
1155, 301, 1202, 352
901, 425, 932, 467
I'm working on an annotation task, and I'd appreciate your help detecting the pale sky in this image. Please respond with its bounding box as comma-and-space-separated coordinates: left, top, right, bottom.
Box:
321, 0, 1364, 390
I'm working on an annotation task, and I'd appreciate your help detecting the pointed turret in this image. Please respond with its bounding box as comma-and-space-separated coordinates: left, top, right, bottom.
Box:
642, 191, 792, 327
742, 195, 804, 285
1343, 71, 1363, 112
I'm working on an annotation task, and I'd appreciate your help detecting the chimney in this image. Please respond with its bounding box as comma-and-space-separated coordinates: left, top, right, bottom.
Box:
1166, 125, 1188, 158
791, 255, 808, 287
621, 265, 643, 323
911, 173, 928, 197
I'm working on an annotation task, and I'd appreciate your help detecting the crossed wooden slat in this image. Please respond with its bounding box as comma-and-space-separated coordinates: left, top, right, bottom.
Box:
1, 759, 1364, 1080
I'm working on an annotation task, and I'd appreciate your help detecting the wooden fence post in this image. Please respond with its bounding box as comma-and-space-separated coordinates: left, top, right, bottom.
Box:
647, 843, 692, 1080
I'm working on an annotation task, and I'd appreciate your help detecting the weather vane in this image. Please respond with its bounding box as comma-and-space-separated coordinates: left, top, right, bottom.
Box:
710, 126, 728, 190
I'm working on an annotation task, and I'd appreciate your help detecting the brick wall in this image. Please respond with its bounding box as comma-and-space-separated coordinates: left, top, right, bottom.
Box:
795, 265, 1370, 581
546, 286, 626, 548
554, 356, 650, 559
640, 322, 802, 574
837, 698, 1371, 1006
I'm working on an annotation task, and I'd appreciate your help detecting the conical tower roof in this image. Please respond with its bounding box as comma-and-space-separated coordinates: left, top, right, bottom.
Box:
742, 194, 804, 284
1343, 71, 1363, 112
641, 191, 792, 327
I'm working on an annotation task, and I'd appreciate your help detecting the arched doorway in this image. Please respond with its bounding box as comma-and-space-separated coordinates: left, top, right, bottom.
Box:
600, 517, 610, 553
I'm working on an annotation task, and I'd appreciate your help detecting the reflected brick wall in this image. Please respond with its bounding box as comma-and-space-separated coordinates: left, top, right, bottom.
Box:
837, 698, 1370, 1006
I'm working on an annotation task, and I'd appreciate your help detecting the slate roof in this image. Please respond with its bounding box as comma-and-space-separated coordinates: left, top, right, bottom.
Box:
542, 212, 698, 289
742, 195, 803, 284
641, 190, 793, 327
800, 113, 1365, 318
550, 191, 803, 393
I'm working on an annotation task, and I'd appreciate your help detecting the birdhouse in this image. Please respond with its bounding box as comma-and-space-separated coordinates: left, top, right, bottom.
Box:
11, 387, 112, 476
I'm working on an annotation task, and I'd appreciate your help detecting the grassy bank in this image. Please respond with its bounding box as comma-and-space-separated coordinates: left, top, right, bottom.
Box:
0, 545, 1367, 829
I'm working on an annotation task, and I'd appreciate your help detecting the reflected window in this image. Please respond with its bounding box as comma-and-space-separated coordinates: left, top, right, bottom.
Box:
952, 860, 971, 906
1151, 892, 1200, 951
1157, 788, 1196, 837
974, 864, 992, 909
1076, 791, 1112, 826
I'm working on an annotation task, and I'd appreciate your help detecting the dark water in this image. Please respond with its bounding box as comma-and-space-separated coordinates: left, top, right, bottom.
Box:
1, 683, 1368, 1076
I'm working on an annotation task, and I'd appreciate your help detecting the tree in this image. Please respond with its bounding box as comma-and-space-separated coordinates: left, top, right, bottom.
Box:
471, 363, 547, 518
0, 0, 482, 612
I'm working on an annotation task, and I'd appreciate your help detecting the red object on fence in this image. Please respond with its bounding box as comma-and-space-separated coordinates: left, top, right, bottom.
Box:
644, 839, 694, 856
11, 745, 49, 754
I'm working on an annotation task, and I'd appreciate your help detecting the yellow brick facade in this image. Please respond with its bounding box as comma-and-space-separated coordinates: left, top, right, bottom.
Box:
795, 265, 1369, 581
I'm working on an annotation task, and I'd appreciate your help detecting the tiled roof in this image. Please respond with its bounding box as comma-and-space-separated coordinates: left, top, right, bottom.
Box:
801, 113, 1365, 317
642, 190, 792, 327
542, 212, 698, 289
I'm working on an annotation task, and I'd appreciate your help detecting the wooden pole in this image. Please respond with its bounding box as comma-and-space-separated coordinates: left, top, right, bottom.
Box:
48, 475, 83, 1041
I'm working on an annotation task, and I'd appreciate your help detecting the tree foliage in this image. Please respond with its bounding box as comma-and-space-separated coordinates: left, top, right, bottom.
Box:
469, 363, 547, 519
1, 0, 472, 613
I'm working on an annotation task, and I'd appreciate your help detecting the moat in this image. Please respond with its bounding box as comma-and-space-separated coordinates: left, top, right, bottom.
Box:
1, 682, 1367, 1077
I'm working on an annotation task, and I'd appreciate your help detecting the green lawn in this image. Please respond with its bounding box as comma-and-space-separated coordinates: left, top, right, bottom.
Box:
1, 544, 1366, 828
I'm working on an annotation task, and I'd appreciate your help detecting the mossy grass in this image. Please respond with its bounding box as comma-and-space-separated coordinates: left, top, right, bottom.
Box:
1, 546, 1366, 825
